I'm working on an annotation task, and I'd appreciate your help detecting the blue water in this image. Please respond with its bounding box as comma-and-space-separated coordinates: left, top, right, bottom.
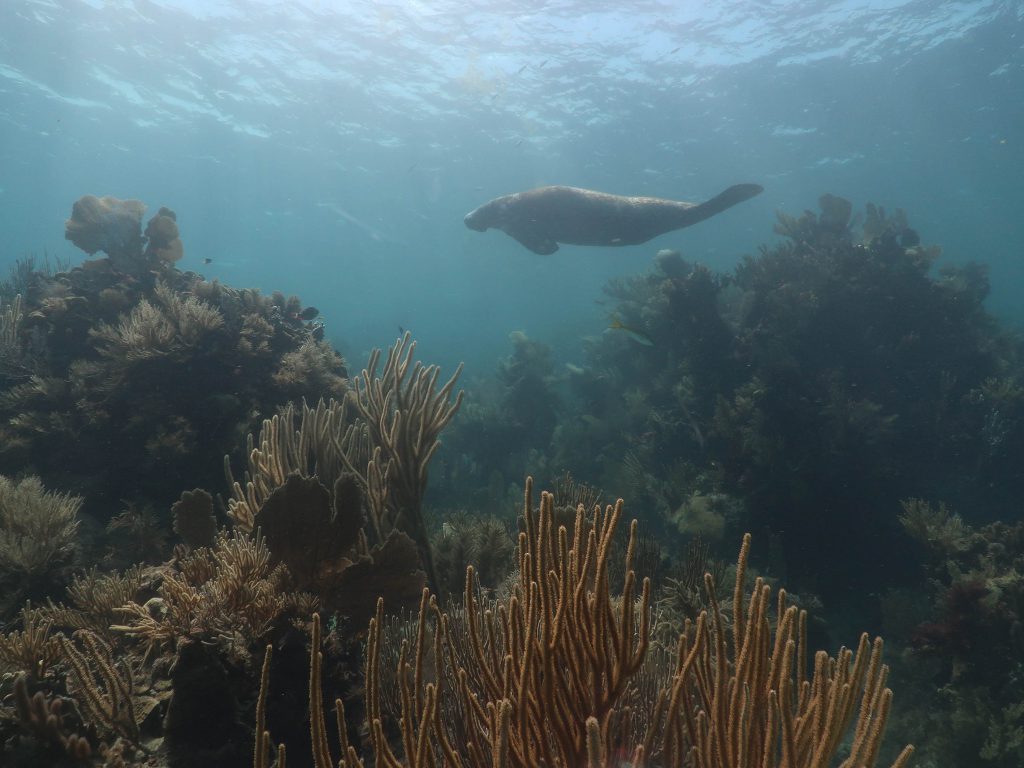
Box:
1, 0, 1022, 377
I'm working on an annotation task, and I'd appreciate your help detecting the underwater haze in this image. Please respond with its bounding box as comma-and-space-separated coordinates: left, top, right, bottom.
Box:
2, 0, 1022, 374
7, 3, 1024, 766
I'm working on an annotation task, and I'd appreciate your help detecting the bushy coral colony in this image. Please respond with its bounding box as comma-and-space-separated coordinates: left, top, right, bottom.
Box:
0, 192, 1021, 767
0, 196, 343, 531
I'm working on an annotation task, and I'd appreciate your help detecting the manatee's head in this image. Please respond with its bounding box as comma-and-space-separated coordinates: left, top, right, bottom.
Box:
464, 198, 505, 231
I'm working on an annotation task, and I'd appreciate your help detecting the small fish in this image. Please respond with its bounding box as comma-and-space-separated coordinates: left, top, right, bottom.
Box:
203, 257, 213, 264
398, 325, 405, 335
298, 306, 319, 321
538, 59, 549, 68
517, 64, 528, 74
608, 316, 654, 347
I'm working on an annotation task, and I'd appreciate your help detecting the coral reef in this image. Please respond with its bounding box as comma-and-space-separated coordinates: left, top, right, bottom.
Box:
707, 196, 1016, 600
884, 502, 1024, 766
440, 331, 563, 510
0, 193, 362, 768
0, 607, 63, 677
0, 475, 82, 612
0, 196, 347, 543
438, 194, 1024, 621
112, 532, 299, 656
8, 189, 1009, 766
348, 332, 463, 587
34, 565, 148, 639
59, 630, 143, 750
0, 475, 81, 577
225, 333, 462, 594
0, 293, 23, 355
257, 480, 911, 767
272, 338, 348, 401
10, 673, 93, 764
429, 510, 514, 597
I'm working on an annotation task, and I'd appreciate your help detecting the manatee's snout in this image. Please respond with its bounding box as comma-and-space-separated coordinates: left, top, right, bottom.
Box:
464, 207, 488, 231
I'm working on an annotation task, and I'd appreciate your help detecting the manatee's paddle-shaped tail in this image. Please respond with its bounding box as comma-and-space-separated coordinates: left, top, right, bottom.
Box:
685, 183, 763, 225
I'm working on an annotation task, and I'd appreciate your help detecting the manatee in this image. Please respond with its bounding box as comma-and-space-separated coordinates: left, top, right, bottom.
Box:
464, 183, 763, 254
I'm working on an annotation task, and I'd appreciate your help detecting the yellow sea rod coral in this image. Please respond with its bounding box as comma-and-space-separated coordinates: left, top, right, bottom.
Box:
256, 479, 914, 767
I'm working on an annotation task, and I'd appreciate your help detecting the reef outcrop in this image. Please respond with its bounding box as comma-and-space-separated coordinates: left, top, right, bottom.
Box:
0, 196, 346, 533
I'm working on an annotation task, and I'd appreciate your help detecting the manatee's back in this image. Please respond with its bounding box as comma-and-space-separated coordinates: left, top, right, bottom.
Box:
508, 186, 684, 246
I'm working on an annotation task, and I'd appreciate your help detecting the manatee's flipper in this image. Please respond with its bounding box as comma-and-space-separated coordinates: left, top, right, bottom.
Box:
685, 183, 763, 226
508, 229, 558, 255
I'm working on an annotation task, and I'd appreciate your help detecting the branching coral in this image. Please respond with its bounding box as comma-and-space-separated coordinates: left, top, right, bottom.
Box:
652, 536, 727, 648
0, 293, 22, 352
258, 479, 911, 767
224, 397, 368, 534
90, 297, 176, 362
647, 535, 910, 768
105, 500, 169, 566
273, 337, 348, 401
35, 564, 148, 638
237, 312, 275, 357
260, 476, 644, 767
431, 511, 514, 597
12, 673, 93, 762
0, 606, 63, 677
0, 475, 81, 579
890, 506, 1024, 766
898, 498, 972, 557
112, 531, 297, 657
90, 281, 223, 364
226, 333, 462, 592
349, 332, 463, 576
59, 630, 142, 749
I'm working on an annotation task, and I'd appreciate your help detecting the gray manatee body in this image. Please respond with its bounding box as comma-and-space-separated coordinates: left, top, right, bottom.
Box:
464, 183, 763, 254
